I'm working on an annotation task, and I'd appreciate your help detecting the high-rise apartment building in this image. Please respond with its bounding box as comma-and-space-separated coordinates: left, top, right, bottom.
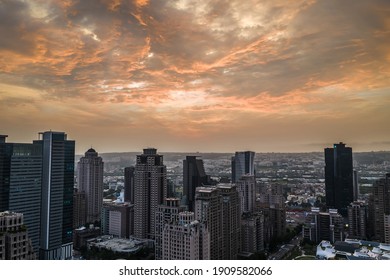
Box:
77, 148, 104, 225
133, 148, 167, 239
241, 212, 264, 254
155, 198, 186, 259
231, 151, 255, 183
124, 166, 135, 203
34, 131, 75, 260
368, 173, 390, 242
161, 211, 207, 260
303, 208, 344, 243
101, 201, 133, 238
237, 175, 256, 214
195, 186, 223, 259
324, 142, 354, 216
218, 184, 241, 259
347, 201, 368, 240
183, 156, 209, 211
73, 191, 86, 229
0, 211, 36, 260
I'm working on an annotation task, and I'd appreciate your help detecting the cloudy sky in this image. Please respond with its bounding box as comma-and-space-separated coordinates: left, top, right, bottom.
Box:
1, 0, 389, 154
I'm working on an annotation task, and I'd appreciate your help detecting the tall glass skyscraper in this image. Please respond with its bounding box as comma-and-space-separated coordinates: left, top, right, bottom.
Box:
183, 156, 209, 211
0, 135, 42, 252
34, 131, 75, 260
324, 142, 354, 217
231, 151, 255, 183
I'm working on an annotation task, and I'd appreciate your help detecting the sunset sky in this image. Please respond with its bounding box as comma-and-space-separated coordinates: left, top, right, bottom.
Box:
1, 0, 389, 154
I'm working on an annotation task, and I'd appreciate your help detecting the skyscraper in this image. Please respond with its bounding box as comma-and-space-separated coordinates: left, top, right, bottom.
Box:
183, 156, 209, 211
124, 166, 135, 203
231, 151, 255, 183
347, 201, 368, 240
237, 175, 256, 214
0, 136, 42, 252
155, 198, 186, 259
34, 131, 75, 260
368, 173, 390, 242
77, 148, 104, 225
324, 142, 354, 216
217, 184, 241, 259
195, 187, 223, 260
133, 148, 167, 239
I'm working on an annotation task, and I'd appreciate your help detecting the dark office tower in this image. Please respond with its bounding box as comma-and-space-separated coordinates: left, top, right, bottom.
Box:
217, 184, 241, 260
368, 174, 390, 242
124, 166, 135, 203
34, 131, 75, 260
77, 148, 104, 225
324, 142, 354, 216
231, 151, 255, 183
0, 135, 43, 252
133, 148, 167, 239
183, 156, 209, 211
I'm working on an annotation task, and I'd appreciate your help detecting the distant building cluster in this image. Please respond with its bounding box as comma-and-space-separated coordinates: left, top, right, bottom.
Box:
1, 132, 390, 260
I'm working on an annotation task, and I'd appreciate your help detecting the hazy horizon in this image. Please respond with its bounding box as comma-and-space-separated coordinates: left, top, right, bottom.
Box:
1, 0, 389, 154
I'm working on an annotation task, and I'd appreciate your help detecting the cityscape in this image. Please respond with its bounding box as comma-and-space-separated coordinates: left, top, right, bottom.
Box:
1, 133, 390, 260
1, 0, 390, 263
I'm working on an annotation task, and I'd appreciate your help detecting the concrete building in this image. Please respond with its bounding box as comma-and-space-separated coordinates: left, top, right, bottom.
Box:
77, 148, 104, 225
155, 198, 186, 260
231, 151, 255, 183
369, 174, 390, 242
195, 187, 223, 259
218, 184, 241, 259
161, 212, 207, 260
237, 175, 256, 214
258, 184, 286, 242
241, 212, 264, 254
324, 142, 354, 216
134, 148, 167, 239
347, 201, 368, 240
0, 211, 36, 260
101, 201, 133, 238
303, 208, 344, 243
124, 166, 135, 203
73, 191, 86, 229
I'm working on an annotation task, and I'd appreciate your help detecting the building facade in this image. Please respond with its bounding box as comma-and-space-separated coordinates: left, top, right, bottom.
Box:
324, 142, 354, 216
133, 148, 167, 239
155, 198, 186, 259
183, 156, 209, 211
347, 201, 368, 240
369, 174, 390, 242
34, 131, 75, 260
77, 148, 104, 225
231, 151, 255, 183
0, 211, 36, 260
303, 208, 344, 243
237, 175, 256, 214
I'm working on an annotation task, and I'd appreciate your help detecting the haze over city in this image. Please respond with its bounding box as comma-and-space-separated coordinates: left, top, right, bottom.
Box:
1, 0, 389, 154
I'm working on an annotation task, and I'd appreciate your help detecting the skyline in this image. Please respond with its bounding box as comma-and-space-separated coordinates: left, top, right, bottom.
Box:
1, 0, 390, 154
